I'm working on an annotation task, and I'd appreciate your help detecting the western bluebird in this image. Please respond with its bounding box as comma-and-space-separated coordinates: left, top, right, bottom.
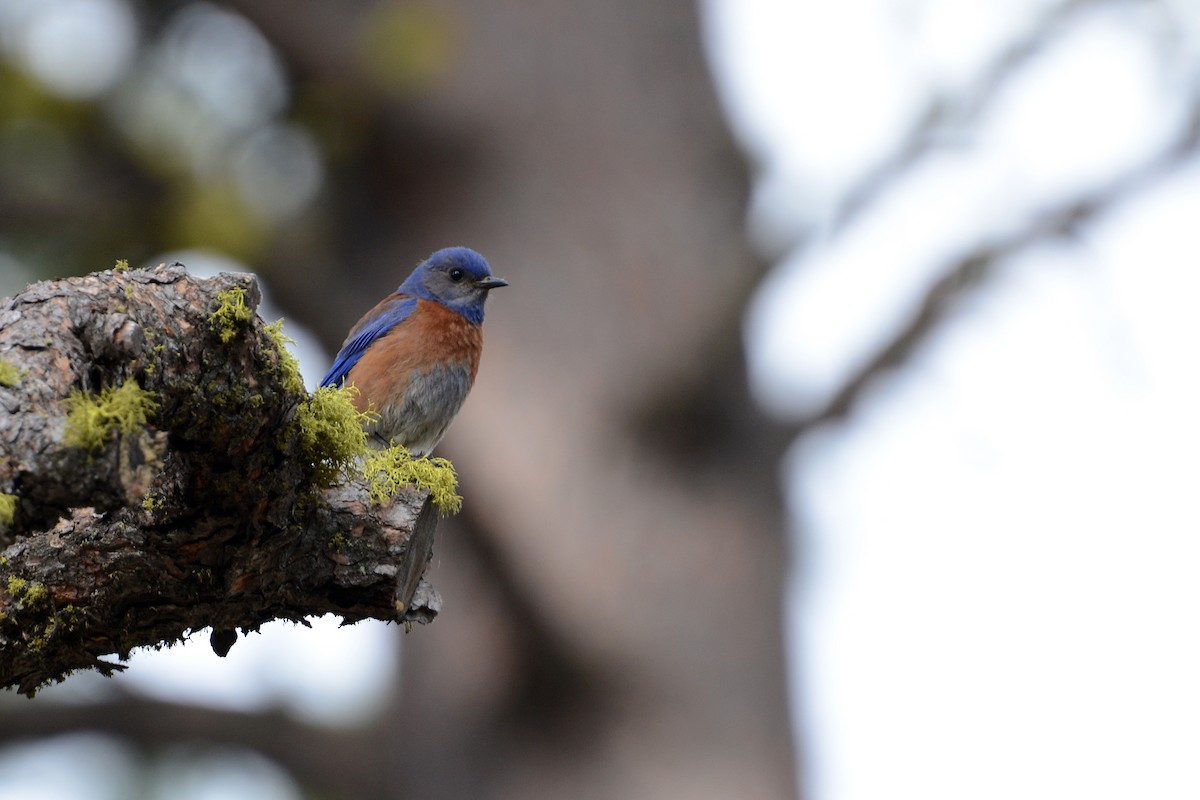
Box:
320, 247, 507, 455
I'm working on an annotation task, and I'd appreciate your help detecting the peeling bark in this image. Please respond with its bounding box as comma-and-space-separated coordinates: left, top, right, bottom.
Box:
0, 263, 440, 696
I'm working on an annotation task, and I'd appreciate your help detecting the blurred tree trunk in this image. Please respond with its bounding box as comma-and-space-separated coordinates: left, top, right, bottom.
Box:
0, 0, 796, 796
237, 2, 798, 797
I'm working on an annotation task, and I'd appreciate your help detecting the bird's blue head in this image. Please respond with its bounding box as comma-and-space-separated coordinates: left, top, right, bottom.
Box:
398, 247, 508, 325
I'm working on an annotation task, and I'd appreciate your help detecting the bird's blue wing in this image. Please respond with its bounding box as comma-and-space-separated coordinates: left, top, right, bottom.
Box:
320, 296, 418, 387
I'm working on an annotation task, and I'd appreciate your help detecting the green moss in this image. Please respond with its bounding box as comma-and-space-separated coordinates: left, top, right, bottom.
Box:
263, 319, 305, 395
62, 379, 158, 451
292, 386, 461, 512
295, 386, 375, 485
58, 604, 83, 630
208, 285, 254, 343
328, 532, 352, 552
362, 445, 461, 513
7, 576, 48, 608
0, 357, 23, 387
141, 493, 163, 511
0, 493, 16, 526
113, 258, 130, 272
21, 598, 83, 660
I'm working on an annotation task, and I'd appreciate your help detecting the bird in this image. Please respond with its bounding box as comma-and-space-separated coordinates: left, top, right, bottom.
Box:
319, 247, 507, 456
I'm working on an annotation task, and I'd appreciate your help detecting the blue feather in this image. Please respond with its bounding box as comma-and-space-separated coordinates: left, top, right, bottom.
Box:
319, 296, 417, 387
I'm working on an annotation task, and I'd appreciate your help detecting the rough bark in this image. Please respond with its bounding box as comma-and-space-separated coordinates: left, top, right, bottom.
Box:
0, 264, 440, 695
0, 3, 800, 798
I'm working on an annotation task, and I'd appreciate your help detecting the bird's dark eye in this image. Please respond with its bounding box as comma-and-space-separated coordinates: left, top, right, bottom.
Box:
448, 268, 465, 282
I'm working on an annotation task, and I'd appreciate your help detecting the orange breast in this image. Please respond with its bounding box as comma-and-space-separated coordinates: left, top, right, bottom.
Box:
344, 299, 482, 414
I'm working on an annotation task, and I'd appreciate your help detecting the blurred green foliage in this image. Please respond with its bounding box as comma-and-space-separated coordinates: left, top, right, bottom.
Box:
0, 1, 449, 287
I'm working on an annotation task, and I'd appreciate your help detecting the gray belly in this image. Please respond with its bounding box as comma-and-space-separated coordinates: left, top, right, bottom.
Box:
369, 363, 473, 456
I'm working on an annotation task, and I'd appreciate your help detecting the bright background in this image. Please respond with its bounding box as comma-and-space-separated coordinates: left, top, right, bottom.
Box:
3, 1, 1200, 799
705, 2, 1200, 799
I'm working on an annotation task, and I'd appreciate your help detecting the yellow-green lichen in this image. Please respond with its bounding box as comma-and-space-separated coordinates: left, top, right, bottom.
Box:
7, 576, 48, 608
209, 285, 254, 343
113, 258, 130, 272
362, 445, 461, 513
0, 493, 16, 526
141, 493, 163, 511
295, 385, 375, 485
263, 319, 305, 395
21, 600, 81, 659
0, 357, 23, 387
293, 386, 462, 511
57, 604, 83, 631
62, 379, 159, 451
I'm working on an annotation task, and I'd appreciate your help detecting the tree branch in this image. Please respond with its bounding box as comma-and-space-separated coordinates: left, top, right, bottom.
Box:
0, 263, 441, 696
0, 693, 397, 798
796, 90, 1200, 436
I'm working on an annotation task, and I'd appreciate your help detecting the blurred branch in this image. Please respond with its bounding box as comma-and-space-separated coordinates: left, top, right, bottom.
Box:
223, 0, 368, 88
0, 265, 440, 695
800, 90, 1200, 434
834, 0, 1119, 229
0, 691, 396, 799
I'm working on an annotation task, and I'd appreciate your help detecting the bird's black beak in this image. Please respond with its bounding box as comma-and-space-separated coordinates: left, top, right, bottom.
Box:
475, 276, 509, 290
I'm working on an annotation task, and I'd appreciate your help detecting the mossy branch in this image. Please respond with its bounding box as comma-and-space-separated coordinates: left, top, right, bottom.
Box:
0, 263, 446, 696
61, 379, 159, 450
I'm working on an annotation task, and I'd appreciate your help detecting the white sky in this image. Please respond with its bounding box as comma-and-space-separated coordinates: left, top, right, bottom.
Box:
704, 1, 1200, 799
